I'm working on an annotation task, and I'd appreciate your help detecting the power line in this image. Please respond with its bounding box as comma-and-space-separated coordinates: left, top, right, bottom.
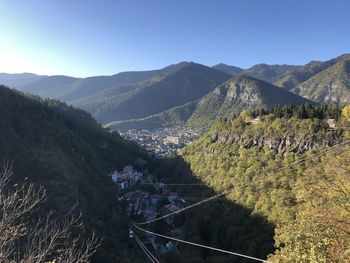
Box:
135, 233, 160, 263
135, 189, 230, 225
133, 140, 350, 261
142, 183, 206, 186
134, 224, 271, 263
135, 140, 350, 225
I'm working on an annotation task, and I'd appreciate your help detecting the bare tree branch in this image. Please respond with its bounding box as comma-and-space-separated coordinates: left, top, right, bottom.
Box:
0, 162, 100, 263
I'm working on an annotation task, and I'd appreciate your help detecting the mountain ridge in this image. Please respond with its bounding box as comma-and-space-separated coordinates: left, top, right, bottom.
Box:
188, 75, 314, 128
292, 57, 350, 103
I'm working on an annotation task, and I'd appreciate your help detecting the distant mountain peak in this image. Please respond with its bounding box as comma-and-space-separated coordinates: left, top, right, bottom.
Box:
292, 57, 350, 103
212, 63, 244, 76
188, 75, 313, 128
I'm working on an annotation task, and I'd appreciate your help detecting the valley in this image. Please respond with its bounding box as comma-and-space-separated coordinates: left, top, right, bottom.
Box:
1, 55, 350, 263
2, 2, 350, 262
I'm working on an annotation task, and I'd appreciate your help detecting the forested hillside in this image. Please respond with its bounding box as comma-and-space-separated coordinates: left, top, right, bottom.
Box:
108, 76, 315, 131
152, 105, 350, 262
105, 100, 199, 131
80, 62, 230, 123
188, 76, 313, 128
0, 85, 149, 262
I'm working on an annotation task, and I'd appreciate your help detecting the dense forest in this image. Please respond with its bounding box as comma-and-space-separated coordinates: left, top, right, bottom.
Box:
0, 85, 151, 262
148, 105, 350, 262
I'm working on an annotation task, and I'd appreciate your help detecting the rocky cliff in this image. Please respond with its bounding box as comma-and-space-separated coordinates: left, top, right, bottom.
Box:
206, 118, 344, 155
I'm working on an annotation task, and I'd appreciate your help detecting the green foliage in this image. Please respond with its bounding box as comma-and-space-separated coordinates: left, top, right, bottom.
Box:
342, 105, 350, 121
0, 85, 148, 262
153, 156, 275, 263
172, 114, 349, 261
248, 104, 342, 120
273, 150, 350, 262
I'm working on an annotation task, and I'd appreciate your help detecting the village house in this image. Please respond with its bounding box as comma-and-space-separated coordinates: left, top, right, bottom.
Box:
111, 165, 143, 190
150, 194, 161, 205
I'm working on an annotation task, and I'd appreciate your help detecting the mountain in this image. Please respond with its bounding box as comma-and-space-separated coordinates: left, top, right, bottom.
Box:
105, 99, 199, 131
0, 85, 148, 262
188, 76, 314, 127
0, 72, 46, 87
274, 54, 350, 90
212, 54, 350, 91
291, 57, 350, 103
19, 75, 80, 97
243, 64, 300, 83
212, 63, 244, 76
5, 54, 350, 132
17, 70, 165, 102
78, 62, 231, 123
9, 62, 230, 125
107, 76, 315, 131
212, 63, 300, 83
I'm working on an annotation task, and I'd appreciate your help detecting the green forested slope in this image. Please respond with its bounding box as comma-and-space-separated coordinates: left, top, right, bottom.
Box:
105, 99, 199, 131
0, 85, 148, 262
83, 63, 230, 123
155, 107, 349, 262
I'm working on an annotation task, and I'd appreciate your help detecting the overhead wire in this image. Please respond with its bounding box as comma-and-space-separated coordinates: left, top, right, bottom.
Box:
134, 224, 271, 263
142, 183, 206, 186
135, 140, 350, 225
133, 139, 350, 261
135, 233, 160, 263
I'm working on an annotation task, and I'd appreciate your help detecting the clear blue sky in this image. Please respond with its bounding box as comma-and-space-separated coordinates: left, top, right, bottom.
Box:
0, 0, 349, 77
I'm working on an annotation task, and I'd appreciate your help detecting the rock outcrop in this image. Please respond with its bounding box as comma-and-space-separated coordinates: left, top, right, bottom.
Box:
209, 127, 343, 155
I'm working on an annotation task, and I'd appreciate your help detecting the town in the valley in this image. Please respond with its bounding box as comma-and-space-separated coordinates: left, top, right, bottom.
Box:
118, 127, 200, 158
110, 164, 187, 255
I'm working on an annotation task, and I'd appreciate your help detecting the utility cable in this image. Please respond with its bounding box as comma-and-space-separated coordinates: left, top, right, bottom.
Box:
135, 233, 160, 263
135, 140, 350, 225
134, 224, 271, 263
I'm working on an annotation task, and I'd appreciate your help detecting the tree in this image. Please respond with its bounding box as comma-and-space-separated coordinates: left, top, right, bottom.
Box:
273, 150, 350, 262
0, 162, 100, 262
342, 105, 350, 121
